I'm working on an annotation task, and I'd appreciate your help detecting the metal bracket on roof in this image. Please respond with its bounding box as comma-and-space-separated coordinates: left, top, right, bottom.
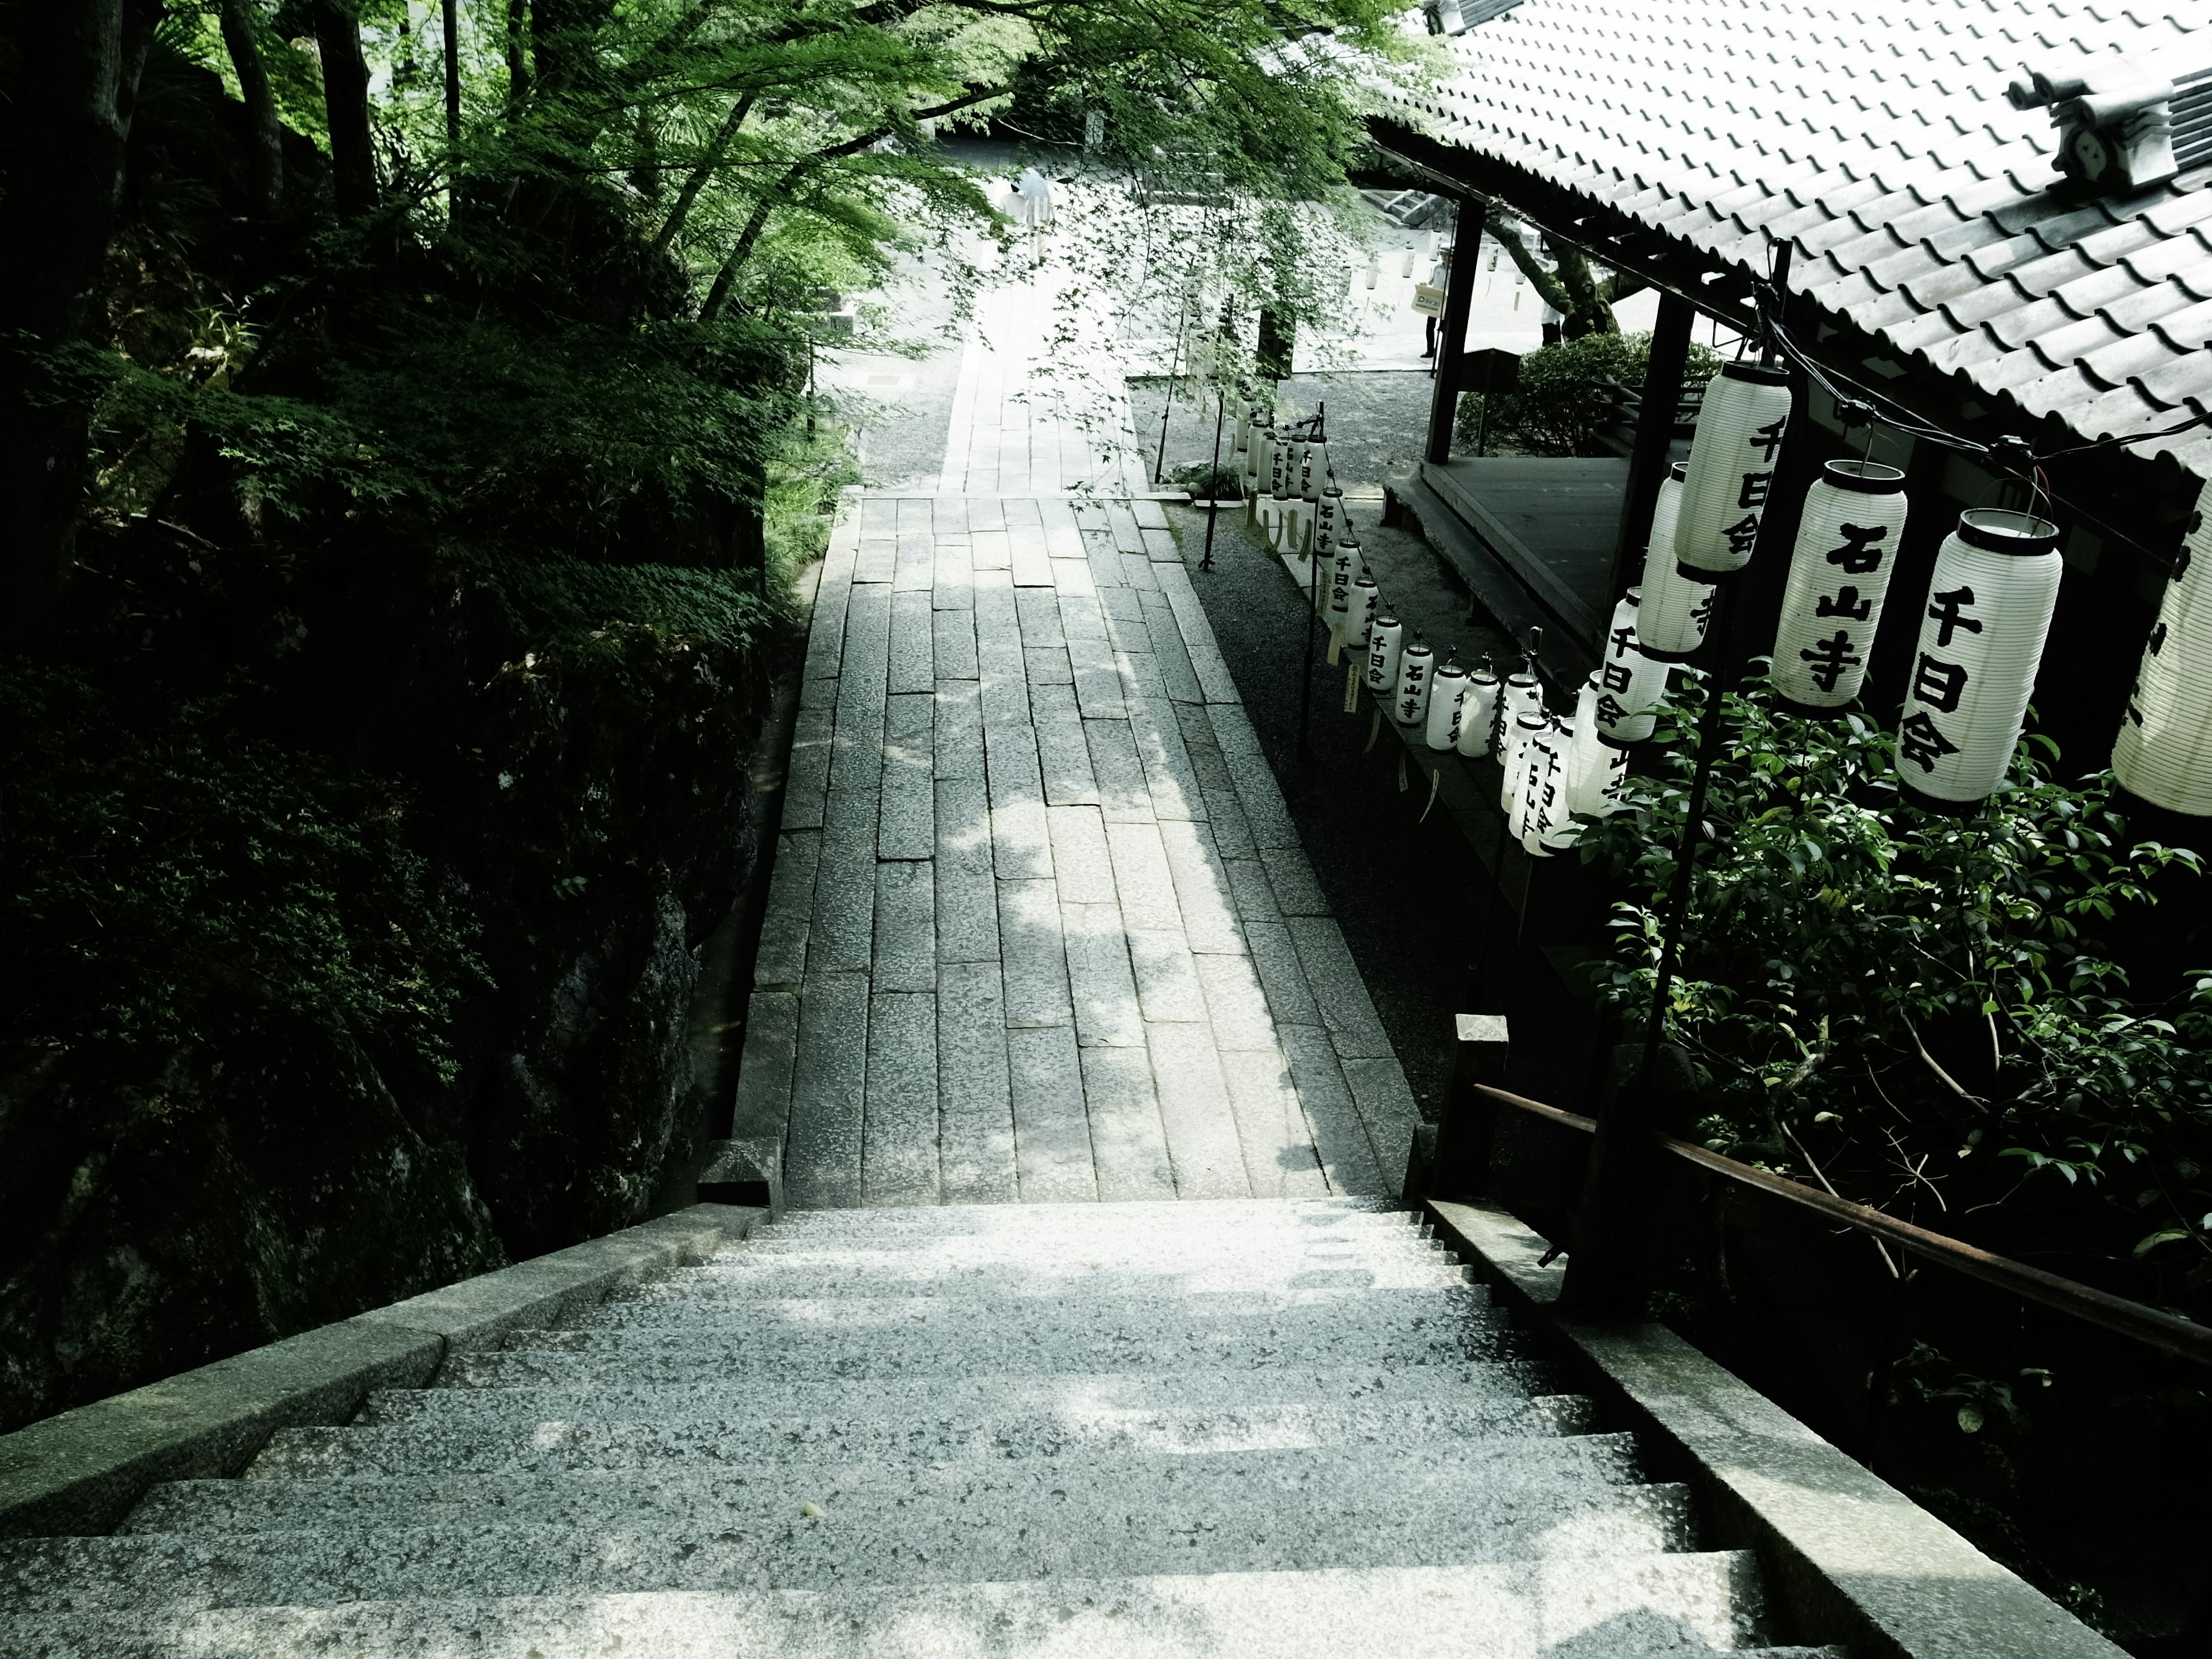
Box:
2008, 55, 2180, 195
1422, 0, 1521, 36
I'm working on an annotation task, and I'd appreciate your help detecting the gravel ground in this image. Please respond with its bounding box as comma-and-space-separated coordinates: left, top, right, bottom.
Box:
1126, 371, 1438, 497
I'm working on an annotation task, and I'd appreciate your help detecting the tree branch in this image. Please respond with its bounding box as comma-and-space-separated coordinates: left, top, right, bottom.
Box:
217, 0, 283, 213
652, 89, 757, 254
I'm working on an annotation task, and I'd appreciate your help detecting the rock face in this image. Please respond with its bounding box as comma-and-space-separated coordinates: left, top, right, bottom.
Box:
0, 570, 788, 1435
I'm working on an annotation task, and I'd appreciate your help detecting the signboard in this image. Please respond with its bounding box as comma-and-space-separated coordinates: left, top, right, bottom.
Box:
1412, 282, 1446, 317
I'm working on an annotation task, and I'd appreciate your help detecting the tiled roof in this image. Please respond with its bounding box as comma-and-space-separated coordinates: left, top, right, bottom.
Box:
1385, 0, 2212, 481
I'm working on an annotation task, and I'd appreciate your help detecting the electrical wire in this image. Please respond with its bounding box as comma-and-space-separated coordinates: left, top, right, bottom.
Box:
1722, 257, 2206, 572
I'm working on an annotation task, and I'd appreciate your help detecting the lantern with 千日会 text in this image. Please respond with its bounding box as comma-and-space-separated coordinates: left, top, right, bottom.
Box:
1426, 658, 1468, 751
1497, 675, 1544, 816
1771, 460, 1910, 713
1365, 612, 1404, 698
1673, 361, 1793, 581
1891, 509, 2062, 810
2112, 501, 2212, 816
1596, 589, 1671, 747
1457, 660, 1500, 759
1344, 575, 1378, 657
1566, 673, 1631, 817
1637, 466, 1710, 662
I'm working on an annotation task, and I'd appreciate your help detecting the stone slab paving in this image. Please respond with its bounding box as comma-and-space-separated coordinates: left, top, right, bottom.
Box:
736, 491, 1424, 1207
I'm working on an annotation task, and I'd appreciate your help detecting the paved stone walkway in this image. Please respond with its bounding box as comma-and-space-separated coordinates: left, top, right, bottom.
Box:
734, 493, 1423, 1207
734, 244, 1423, 1209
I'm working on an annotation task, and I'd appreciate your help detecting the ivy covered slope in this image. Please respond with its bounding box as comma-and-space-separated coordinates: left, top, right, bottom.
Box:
0, 33, 806, 1434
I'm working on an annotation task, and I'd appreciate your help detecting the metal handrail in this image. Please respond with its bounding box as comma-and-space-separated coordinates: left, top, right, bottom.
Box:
1472, 1083, 2212, 1369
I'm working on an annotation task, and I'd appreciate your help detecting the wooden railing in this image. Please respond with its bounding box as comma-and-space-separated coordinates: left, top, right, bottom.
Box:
1465, 1082, 2212, 1369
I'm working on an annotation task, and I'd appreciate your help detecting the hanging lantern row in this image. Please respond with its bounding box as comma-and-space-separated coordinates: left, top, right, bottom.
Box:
2113, 499, 2212, 816
1229, 367, 2181, 834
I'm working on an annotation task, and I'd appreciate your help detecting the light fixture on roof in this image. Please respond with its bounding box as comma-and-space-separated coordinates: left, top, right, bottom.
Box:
1892, 510, 2063, 812
2112, 501, 2212, 817
2006, 55, 2187, 195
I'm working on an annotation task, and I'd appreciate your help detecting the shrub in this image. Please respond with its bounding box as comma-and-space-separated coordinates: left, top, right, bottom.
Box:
1581, 673, 2212, 1315
1455, 331, 1720, 458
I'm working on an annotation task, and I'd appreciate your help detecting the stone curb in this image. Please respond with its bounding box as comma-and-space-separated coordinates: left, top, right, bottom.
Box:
1422, 1198, 2128, 1659
0, 1204, 764, 1540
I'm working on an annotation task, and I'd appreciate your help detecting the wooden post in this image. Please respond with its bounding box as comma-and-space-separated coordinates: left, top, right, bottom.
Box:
1604, 291, 1694, 603
1403, 1014, 1511, 1203
1423, 202, 1486, 466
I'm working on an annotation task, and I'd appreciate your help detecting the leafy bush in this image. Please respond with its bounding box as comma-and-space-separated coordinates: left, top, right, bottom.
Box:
1455, 331, 1720, 458
1582, 673, 2212, 1314
0, 667, 483, 1086
1170, 460, 1244, 499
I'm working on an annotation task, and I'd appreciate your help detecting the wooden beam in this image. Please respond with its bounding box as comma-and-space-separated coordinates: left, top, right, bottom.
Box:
1425, 202, 1486, 465
1605, 290, 1694, 603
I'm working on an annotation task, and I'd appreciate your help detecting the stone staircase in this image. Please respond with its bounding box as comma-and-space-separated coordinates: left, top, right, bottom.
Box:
0, 1198, 1842, 1657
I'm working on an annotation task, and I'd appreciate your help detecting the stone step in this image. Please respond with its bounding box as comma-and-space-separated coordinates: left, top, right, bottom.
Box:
628, 1241, 1471, 1299
375, 1358, 1558, 1430
2, 1481, 1696, 1612
0, 1555, 1828, 1659
252, 1388, 1596, 1480
434, 1308, 1521, 1387
565, 1283, 1491, 1340
763, 1198, 1403, 1238
135, 1434, 1645, 1538
464, 1301, 1510, 1385
740, 1209, 1418, 1255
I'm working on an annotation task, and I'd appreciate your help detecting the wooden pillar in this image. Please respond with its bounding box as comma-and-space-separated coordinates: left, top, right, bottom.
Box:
1423, 201, 1486, 466
1604, 290, 1694, 601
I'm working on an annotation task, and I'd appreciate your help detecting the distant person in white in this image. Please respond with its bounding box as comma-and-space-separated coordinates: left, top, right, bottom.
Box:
1012, 168, 1055, 266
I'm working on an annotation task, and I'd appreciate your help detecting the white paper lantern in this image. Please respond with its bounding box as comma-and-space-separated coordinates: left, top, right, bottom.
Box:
2113, 501, 2212, 815
1366, 612, 1404, 696
1498, 676, 1546, 815
1771, 460, 1911, 712
1674, 361, 1794, 581
1566, 673, 1632, 817
1426, 659, 1467, 749
1518, 719, 1571, 856
1327, 532, 1365, 630
1312, 487, 1344, 604
1243, 426, 1271, 516
1596, 588, 1672, 747
1344, 574, 1379, 656
1457, 662, 1501, 759
1638, 467, 1711, 662
1394, 639, 1435, 728
1505, 709, 1550, 834
1892, 509, 2063, 809
1300, 440, 1328, 503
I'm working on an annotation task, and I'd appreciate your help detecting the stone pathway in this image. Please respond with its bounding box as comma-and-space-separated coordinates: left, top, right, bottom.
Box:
734, 252, 1425, 1209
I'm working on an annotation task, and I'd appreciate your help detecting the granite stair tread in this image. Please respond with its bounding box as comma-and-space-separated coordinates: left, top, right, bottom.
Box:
260, 1392, 1596, 1479
1, 1482, 1698, 1609
368, 1357, 1563, 1426
0, 1197, 1838, 1656
124, 1433, 1652, 1538
0, 1558, 1843, 1659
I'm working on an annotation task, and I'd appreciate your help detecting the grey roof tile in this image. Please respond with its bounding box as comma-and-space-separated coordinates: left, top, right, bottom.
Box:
1389, 0, 2212, 476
